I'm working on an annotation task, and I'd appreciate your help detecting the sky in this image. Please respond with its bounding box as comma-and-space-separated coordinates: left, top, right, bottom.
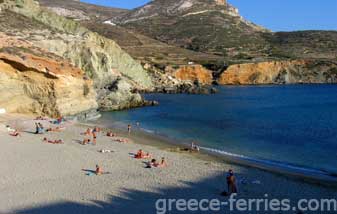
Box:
81, 0, 337, 32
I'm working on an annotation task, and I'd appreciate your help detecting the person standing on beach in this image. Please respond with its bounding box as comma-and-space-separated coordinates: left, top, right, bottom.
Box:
226, 169, 238, 195
92, 130, 97, 145
127, 124, 131, 135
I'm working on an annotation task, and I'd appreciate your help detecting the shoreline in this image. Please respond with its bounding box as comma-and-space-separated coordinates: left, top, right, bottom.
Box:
84, 118, 337, 188
1, 114, 337, 213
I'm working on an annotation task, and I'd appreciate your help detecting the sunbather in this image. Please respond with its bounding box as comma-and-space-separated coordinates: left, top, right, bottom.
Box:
9, 130, 21, 137
95, 165, 103, 175
43, 137, 64, 144
106, 131, 116, 137
134, 149, 152, 159
46, 127, 65, 132
114, 138, 128, 143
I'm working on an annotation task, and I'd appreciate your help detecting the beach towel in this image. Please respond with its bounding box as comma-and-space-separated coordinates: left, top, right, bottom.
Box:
0, 108, 6, 114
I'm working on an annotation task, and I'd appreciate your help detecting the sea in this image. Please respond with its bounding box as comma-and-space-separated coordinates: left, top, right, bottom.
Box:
98, 84, 337, 179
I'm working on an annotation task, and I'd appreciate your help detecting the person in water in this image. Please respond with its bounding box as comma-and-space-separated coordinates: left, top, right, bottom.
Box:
95, 165, 103, 175
226, 169, 238, 195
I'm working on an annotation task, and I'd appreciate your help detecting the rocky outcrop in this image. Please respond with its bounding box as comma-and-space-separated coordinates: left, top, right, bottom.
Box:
1, 0, 154, 111
172, 65, 213, 85
0, 49, 97, 117
218, 60, 337, 84
142, 63, 217, 94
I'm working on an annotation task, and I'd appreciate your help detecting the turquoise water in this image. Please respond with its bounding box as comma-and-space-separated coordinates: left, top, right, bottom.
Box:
98, 85, 337, 175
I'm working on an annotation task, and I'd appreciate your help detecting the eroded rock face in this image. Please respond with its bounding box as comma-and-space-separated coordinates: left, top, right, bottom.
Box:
1, 0, 153, 111
173, 65, 213, 85
218, 60, 337, 84
0, 50, 97, 117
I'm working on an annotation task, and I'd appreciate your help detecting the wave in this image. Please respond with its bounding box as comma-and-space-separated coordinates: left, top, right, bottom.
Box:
201, 146, 337, 186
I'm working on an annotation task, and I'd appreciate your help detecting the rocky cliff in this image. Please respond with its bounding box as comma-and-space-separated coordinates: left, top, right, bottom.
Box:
38, 0, 337, 86
219, 60, 337, 85
173, 65, 213, 85
0, 34, 97, 117
0, 0, 154, 112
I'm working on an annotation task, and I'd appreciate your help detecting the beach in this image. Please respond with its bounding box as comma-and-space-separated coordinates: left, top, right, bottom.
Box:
0, 114, 336, 214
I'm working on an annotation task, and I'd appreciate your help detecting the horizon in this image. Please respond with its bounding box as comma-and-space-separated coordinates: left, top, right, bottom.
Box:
80, 0, 337, 32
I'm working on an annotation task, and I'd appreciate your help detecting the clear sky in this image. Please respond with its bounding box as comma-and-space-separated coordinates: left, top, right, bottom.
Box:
81, 0, 337, 32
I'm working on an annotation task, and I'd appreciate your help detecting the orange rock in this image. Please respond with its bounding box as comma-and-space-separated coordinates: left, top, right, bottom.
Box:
173, 65, 213, 85
218, 60, 311, 85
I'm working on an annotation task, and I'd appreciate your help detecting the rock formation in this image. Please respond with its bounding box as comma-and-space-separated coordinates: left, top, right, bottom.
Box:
0, 0, 154, 114
173, 65, 213, 85
0, 34, 97, 117
219, 60, 337, 84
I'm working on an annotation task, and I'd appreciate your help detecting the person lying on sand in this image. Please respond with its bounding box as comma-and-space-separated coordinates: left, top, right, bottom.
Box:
35, 116, 48, 120
46, 127, 65, 132
6, 125, 16, 133
82, 138, 91, 145
106, 131, 116, 137
95, 165, 103, 175
9, 129, 21, 137
99, 149, 113, 153
114, 138, 128, 143
146, 158, 167, 168
43, 137, 64, 144
134, 149, 152, 159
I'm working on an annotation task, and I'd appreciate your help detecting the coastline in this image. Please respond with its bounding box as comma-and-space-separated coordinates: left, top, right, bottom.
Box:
86, 119, 337, 188
1, 114, 336, 213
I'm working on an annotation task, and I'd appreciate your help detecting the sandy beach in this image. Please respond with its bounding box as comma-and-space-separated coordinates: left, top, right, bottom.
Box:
0, 114, 336, 214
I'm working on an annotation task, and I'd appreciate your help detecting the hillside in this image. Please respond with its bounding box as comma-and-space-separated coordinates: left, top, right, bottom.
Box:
38, 0, 127, 21
111, 0, 337, 61
0, 0, 157, 116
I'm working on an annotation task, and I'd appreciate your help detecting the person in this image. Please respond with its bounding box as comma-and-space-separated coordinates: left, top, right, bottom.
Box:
93, 126, 101, 133
159, 157, 167, 167
191, 142, 200, 152
136, 122, 140, 129
226, 169, 238, 195
114, 138, 128, 143
99, 149, 113, 153
9, 129, 21, 137
85, 128, 92, 136
35, 123, 40, 134
82, 138, 91, 145
146, 159, 159, 168
106, 131, 116, 137
92, 131, 97, 145
56, 116, 63, 124
43, 138, 64, 144
135, 149, 151, 159
127, 124, 131, 135
46, 126, 64, 132
95, 165, 103, 175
